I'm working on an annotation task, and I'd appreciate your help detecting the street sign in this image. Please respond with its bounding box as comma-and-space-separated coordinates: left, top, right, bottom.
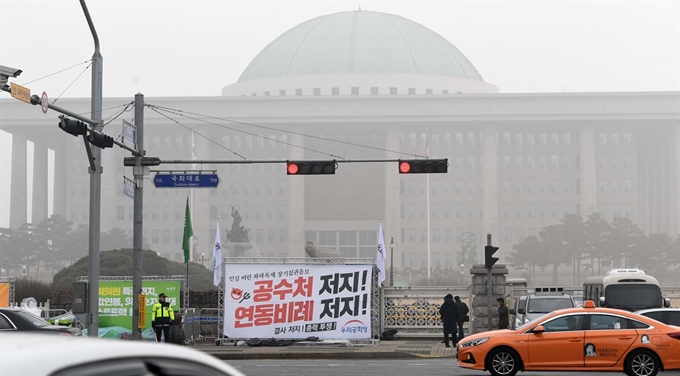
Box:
123, 120, 137, 146
123, 177, 135, 199
10, 83, 31, 103
153, 173, 219, 188
40, 92, 49, 114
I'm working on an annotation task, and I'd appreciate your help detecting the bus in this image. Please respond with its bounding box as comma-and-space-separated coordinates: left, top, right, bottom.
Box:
583, 269, 671, 311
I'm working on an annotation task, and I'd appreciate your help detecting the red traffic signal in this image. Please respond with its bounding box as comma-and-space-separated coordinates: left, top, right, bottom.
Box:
286, 161, 336, 175
398, 159, 448, 174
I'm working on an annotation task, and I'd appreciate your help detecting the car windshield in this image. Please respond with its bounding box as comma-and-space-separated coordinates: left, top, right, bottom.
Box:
14, 310, 51, 327
527, 298, 573, 313
516, 312, 553, 331
605, 285, 662, 311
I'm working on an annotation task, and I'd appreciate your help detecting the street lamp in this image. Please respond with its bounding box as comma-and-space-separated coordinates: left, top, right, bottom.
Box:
460, 263, 464, 285
389, 237, 395, 287
199, 252, 208, 266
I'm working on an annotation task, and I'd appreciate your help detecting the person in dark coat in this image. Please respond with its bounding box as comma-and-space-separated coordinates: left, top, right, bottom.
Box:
497, 297, 509, 330
439, 294, 459, 347
454, 296, 469, 340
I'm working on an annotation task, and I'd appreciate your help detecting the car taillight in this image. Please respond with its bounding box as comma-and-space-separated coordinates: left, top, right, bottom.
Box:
668, 333, 680, 340
59, 332, 72, 337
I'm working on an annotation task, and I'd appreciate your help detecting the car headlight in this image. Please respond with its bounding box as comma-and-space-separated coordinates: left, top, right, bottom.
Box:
460, 337, 489, 348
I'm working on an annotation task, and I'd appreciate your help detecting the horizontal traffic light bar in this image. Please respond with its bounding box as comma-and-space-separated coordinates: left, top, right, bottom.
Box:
56, 115, 138, 153
398, 159, 448, 174
287, 160, 337, 175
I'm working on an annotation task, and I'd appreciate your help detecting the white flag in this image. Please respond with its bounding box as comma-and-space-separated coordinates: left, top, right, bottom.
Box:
376, 221, 386, 286
213, 221, 222, 287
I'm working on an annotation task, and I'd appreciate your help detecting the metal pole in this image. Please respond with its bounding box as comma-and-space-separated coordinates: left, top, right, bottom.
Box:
487, 233, 493, 331
389, 237, 394, 287
80, 0, 102, 338
132, 93, 144, 340
426, 174, 431, 280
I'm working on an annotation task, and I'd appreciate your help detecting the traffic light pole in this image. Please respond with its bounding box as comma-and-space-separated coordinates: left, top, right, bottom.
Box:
132, 93, 145, 340
487, 234, 493, 331
80, 0, 103, 338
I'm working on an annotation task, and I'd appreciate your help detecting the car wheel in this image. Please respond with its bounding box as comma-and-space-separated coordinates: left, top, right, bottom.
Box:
626, 350, 660, 376
487, 347, 520, 376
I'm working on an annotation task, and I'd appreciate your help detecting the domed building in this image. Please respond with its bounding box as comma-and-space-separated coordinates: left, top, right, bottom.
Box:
223, 10, 497, 96
0, 10, 678, 284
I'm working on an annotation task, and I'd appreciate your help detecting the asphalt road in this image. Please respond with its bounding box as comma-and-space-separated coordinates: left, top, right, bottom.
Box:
228, 359, 680, 376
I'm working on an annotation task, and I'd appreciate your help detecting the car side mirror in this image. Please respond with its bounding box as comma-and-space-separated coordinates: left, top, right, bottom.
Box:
664, 298, 671, 308
599, 296, 606, 306
509, 308, 516, 315
532, 325, 545, 334
518, 307, 526, 315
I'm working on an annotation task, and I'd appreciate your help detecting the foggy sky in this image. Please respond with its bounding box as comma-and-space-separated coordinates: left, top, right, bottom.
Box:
0, 0, 679, 227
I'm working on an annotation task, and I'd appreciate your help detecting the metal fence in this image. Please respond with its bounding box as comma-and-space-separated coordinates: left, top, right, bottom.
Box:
382, 286, 472, 338
41, 309, 68, 320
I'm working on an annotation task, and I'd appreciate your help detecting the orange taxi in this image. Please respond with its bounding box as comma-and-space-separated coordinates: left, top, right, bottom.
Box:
457, 300, 680, 376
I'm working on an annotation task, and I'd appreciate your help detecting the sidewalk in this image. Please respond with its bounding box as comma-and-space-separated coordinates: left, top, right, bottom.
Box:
196, 339, 458, 360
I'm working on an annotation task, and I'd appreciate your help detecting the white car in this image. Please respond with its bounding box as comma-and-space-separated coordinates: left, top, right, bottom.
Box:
0, 332, 245, 376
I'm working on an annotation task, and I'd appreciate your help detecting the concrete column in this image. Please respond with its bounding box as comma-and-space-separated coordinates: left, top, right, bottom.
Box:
31, 141, 49, 224
384, 126, 401, 268
10, 133, 28, 228
580, 124, 597, 216
52, 146, 69, 219
673, 125, 680, 237
481, 125, 499, 251
469, 264, 507, 334
288, 126, 305, 257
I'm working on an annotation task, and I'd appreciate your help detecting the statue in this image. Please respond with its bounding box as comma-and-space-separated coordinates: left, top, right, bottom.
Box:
226, 206, 249, 243
225, 206, 253, 257
305, 240, 343, 259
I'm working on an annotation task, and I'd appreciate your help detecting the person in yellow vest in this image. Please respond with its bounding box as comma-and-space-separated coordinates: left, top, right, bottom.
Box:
151, 293, 175, 342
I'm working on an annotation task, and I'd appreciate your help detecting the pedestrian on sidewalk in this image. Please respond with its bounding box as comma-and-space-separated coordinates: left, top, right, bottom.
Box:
151, 293, 175, 342
439, 293, 459, 347
454, 296, 469, 340
497, 297, 509, 330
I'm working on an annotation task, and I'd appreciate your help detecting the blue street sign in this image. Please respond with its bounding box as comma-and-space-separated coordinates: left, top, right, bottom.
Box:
153, 173, 220, 188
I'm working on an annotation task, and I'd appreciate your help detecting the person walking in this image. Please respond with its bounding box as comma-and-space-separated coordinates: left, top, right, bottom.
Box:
454, 296, 469, 340
497, 297, 509, 330
439, 294, 459, 347
151, 293, 175, 342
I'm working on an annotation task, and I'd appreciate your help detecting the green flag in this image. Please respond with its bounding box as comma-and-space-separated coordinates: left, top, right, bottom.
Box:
182, 197, 193, 263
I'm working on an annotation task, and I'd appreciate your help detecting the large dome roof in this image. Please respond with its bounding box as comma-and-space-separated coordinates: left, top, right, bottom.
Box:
238, 10, 484, 82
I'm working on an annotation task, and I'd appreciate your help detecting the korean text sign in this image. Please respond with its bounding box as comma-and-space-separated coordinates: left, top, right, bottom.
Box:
98, 280, 181, 329
224, 264, 373, 339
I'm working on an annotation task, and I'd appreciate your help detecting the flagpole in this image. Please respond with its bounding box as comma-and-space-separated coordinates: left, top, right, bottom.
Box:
190, 131, 196, 262
427, 173, 431, 280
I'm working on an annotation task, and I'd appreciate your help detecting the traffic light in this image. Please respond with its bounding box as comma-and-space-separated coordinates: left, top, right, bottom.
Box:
123, 157, 162, 167
484, 245, 499, 269
58, 115, 87, 137
286, 161, 336, 175
88, 132, 114, 149
398, 159, 448, 174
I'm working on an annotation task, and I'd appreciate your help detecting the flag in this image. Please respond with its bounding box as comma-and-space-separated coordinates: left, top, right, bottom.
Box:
376, 221, 386, 286
182, 197, 193, 263
425, 127, 430, 157
213, 221, 222, 287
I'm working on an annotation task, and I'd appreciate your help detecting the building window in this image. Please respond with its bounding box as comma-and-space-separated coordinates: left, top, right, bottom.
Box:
370, 87, 379, 95
279, 229, 287, 243
279, 90, 286, 96
408, 228, 417, 243
351, 87, 359, 95
267, 229, 275, 243
408, 88, 416, 94
295, 89, 303, 96
151, 230, 159, 244
432, 228, 441, 243
420, 228, 427, 243
256, 229, 264, 243
331, 87, 340, 95
152, 206, 159, 220
313, 88, 321, 95
426, 88, 433, 95
117, 206, 125, 221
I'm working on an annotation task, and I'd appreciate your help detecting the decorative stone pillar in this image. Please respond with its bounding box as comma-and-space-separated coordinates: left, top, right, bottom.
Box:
469, 264, 508, 334
10, 132, 28, 228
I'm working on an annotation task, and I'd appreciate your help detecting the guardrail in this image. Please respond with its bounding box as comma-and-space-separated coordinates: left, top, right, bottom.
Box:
182, 308, 220, 342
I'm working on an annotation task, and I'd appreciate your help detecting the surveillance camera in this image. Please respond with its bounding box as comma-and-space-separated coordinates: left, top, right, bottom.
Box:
0, 65, 22, 78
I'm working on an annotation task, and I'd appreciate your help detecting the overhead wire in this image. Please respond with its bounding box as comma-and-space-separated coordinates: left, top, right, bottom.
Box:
148, 104, 346, 160
52, 62, 93, 104
147, 104, 425, 159
148, 106, 247, 160
103, 102, 134, 128
21, 60, 92, 86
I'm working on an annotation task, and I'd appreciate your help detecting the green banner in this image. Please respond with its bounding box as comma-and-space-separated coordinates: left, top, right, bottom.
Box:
98, 280, 181, 329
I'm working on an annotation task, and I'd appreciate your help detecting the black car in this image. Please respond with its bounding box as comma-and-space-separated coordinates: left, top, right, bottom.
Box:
636, 308, 680, 326
0, 308, 81, 336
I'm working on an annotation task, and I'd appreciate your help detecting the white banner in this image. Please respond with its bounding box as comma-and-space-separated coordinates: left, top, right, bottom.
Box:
223, 264, 373, 339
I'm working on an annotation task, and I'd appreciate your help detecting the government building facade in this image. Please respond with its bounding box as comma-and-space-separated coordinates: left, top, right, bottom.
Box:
1, 10, 679, 277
